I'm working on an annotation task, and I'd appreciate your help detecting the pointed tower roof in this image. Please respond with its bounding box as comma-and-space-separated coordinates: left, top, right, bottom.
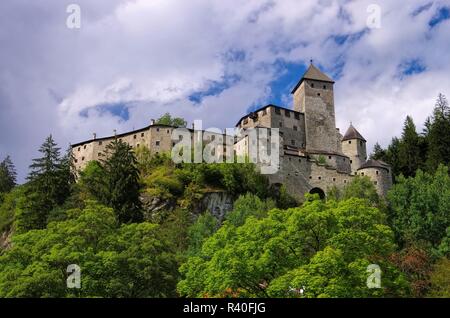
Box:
291, 62, 335, 94
342, 124, 366, 142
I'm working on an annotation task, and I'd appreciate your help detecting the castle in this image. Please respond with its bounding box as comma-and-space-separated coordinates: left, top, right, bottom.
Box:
71, 63, 392, 199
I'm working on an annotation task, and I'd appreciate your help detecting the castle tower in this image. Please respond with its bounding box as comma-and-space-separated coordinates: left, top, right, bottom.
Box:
357, 159, 392, 197
291, 62, 338, 153
341, 124, 367, 175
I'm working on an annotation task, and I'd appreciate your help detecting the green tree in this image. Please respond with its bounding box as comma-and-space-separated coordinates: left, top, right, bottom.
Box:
17, 136, 73, 231
387, 165, 450, 249
188, 213, 218, 255
329, 176, 380, 206
0, 201, 178, 297
101, 140, 143, 223
156, 113, 187, 128
178, 197, 408, 298
426, 94, 450, 171
0, 155, 17, 194
398, 116, 422, 177
427, 257, 450, 297
370, 142, 386, 161
225, 193, 275, 227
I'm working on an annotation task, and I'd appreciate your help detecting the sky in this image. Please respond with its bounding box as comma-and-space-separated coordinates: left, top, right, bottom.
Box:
0, 0, 449, 183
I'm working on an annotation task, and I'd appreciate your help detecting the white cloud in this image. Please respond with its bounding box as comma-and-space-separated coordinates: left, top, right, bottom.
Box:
0, 0, 449, 181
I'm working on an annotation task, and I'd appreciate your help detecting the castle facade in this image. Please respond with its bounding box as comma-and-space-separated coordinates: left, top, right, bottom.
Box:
71, 63, 392, 199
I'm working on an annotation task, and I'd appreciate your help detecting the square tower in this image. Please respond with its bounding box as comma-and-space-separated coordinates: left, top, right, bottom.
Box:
291, 63, 338, 154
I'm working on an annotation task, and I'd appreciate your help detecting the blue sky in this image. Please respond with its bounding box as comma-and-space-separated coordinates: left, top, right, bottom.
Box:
0, 0, 449, 182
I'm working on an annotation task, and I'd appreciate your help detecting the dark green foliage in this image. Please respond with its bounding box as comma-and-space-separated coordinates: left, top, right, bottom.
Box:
398, 116, 423, 177
16, 136, 74, 231
225, 193, 275, 227
371, 94, 450, 180
88, 140, 143, 224
387, 165, 450, 250
0, 201, 178, 297
188, 213, 218, 255
0, 156, 16, 194
328, 176, 380, 206
178, 197, 409, 298
155, 112, 187, 128
426, 94, 450, 171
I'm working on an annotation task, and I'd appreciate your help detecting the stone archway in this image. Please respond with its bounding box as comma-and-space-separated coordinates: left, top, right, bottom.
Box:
309, 187, 325, 200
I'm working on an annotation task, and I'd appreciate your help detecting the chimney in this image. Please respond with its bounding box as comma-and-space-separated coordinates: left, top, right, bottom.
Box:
113, 129, 117, 136
150, 119, 155, 125
191, 122, 195, 129
93, 133, 97, 140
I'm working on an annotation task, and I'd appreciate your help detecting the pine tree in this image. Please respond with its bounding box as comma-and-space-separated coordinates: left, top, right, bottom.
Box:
370, 142, 386, 161
24, 135, 73, 229
0, 155, 17, 193
385, 137, 401, 180
101, 139, 143, 223
426, 94, 450, 171
398, 116, 422, 177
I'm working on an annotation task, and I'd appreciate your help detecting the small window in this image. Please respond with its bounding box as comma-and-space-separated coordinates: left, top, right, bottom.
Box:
309, 176, 312, 179
291, 140, 295, 146
285, 110, 290, 117
279, 122, 283, 127
141, 133, 145, 137
172, 142, 176, 147
74, 159, 78, 163
99, 141, 102, 146
83, 145, 86, 149
167, 129, 170, 134
323, 85, 326, 89
376, 171, 379, 175
275, 108, 281, 115
360, 141, 363, 146
78, 147, 81, 151
293, 126, 298, 131
298, 159, 301, 163
156, 128, 160, 132
137, 143, 140, 147
348, 140, 352, 144
361, 172, 365, 176
294, 113, 300, 120
344, 180, 347, 183
98, 152, 101, 157
134, 135, 137, 139
333, 178, 336, 182
317, 93, 321, 96
318, 176, 322, 180
156, 141, 160, 146
311, 83, 315, 88
328, 156, 332, 159
374, 181, 378, 185
82, 157, 85, 161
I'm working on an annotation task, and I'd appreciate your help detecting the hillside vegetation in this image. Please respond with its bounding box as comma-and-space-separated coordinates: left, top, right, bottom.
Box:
0, 98, 449, 298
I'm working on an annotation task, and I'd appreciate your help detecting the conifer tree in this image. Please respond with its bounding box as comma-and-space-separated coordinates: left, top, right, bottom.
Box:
0, 155, 17, 193
370, 142, 386, 161
23, 135, 73, 229
398, 116, 422, 177
426, 94, 450, 171
101, 139, 143, 223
